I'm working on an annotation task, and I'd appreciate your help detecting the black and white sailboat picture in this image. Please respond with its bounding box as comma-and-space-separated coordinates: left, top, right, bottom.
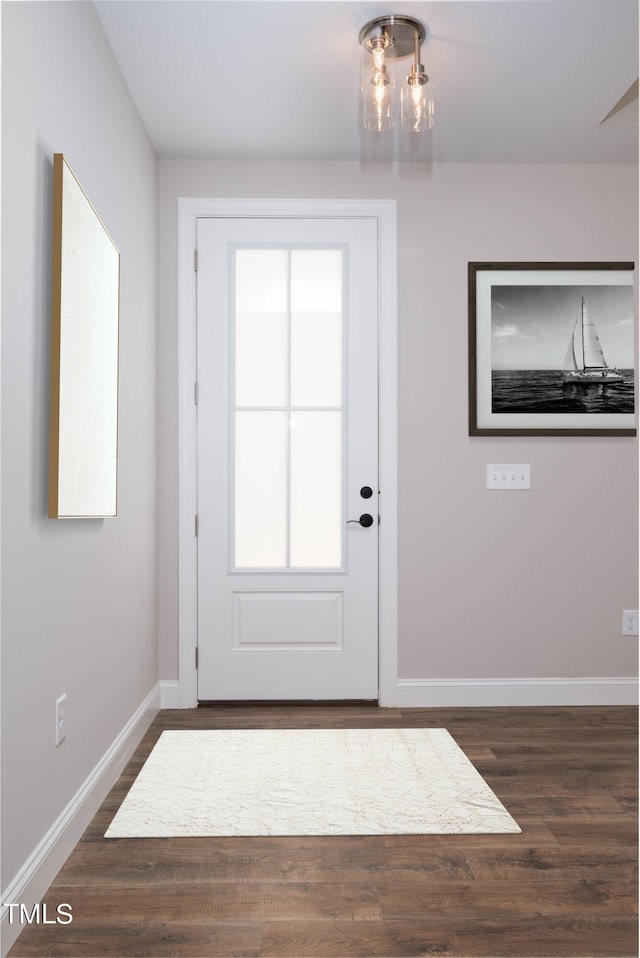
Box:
562, 297, 623, 384
490, 284, 634, 416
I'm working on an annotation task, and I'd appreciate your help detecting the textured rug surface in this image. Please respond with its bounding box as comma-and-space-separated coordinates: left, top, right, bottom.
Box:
105, 728, 521, 837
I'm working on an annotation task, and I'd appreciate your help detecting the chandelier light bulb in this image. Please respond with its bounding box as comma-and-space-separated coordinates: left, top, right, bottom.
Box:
401, 65, 434, 132
374, 79, 388, 107
372, 45, 386, 71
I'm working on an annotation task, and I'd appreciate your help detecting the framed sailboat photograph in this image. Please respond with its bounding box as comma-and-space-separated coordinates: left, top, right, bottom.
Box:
468, 262, 636, 436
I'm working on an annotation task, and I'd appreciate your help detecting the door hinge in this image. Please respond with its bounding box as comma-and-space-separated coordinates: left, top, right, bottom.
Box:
195, 646, 199, 669
194, 248, 198, 272
194, 381, 199, 405
195, 513, 199, 537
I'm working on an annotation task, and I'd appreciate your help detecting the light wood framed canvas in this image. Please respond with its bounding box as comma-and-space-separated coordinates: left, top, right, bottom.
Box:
468, 262, 636, 437
49, 154, 120, 517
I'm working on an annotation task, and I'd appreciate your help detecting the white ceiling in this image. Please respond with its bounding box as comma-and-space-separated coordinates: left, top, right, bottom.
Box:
93, 0, 638, 163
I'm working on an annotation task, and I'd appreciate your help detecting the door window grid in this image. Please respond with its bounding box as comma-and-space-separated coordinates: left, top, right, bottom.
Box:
231, 246, 346, 571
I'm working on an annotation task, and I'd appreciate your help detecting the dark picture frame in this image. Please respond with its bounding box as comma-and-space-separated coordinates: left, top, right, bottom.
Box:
468, 262, 635, 436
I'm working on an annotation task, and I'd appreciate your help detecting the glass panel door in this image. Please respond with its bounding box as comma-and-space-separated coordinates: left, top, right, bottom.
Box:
195, 212, 380, 702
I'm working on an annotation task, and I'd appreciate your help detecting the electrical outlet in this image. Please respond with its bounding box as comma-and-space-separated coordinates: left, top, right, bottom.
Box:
622, 611, 639, 636
55, 694, 67, 746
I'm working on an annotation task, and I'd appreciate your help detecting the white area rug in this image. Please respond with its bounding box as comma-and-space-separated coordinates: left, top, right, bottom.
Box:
104, 728, 521, 838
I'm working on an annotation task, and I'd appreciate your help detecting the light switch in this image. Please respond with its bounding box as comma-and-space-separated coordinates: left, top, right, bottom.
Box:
487, 464, 531, 489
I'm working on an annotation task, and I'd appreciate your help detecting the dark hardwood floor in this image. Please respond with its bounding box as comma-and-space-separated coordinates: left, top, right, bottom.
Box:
8, 705, 638, 957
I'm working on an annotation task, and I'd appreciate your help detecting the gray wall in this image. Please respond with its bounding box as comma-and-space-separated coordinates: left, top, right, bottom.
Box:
158, 159, 638, 682
1, 2, 158, 889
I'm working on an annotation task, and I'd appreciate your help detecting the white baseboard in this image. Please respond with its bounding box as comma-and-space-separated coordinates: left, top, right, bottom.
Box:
159, 680, 180, 708
394, 676, 638, 707
1, 684, 160, 957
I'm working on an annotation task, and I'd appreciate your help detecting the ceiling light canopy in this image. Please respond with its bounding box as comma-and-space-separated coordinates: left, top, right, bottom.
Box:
359, 14, 434, 133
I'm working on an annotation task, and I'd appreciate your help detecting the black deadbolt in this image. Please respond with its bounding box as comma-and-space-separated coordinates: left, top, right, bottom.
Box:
360, 486, 373, 499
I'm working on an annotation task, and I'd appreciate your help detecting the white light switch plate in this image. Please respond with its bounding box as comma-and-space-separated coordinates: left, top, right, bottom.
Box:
487, 464, 531, 490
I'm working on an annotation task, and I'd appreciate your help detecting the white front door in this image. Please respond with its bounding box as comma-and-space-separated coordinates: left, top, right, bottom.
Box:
196, 216, 379, 701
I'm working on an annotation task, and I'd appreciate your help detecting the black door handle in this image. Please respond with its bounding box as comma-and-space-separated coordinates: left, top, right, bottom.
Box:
346, 514, 374, 527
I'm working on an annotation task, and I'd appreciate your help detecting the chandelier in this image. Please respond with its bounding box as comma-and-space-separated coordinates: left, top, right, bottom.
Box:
359, 15, 434, 133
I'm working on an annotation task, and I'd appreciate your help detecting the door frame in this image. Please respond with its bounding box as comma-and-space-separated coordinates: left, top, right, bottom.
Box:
176, 198, 398, 707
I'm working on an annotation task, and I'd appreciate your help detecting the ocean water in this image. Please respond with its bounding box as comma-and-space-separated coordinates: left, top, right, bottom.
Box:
492, 370, 635, 414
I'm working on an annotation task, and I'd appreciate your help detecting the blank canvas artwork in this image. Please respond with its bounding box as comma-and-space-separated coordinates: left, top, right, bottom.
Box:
49, 153, 120, 518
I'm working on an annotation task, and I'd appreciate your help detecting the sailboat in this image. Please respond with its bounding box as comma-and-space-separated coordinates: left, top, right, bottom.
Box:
562, 297, 623, 384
